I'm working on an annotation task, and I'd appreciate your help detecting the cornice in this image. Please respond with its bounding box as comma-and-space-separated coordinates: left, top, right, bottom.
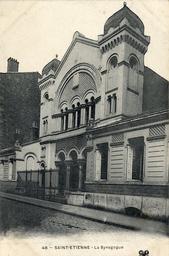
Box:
38, 74, 55, 89
99, 25, 150, 55
99, 25, 149, 46
89, 110, 169, 139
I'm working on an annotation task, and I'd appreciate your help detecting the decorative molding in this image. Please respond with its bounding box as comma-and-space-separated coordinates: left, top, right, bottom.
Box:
99, 25, 149, 46
99, 26, 149, 55
101, 70, 107, 75
146, 135, 166, 141
111, 133, 124, 145
118, 60, 130, 67
105, 87, 118, 94
127, 87, 139, 95
39, 75, 55, 88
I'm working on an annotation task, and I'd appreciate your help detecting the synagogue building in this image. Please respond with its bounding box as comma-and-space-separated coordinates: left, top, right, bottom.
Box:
1, 3, 169, 219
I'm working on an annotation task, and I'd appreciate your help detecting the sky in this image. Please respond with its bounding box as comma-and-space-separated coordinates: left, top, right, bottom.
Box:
0, 0, 169, 80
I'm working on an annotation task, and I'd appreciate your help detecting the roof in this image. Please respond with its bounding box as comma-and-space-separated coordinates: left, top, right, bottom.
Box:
42, 58, 60, 76
104, 3, 144, 34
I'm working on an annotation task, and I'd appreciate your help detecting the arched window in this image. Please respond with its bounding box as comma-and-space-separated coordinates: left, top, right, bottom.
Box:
112, 94, 117, 113
85, 99, 89, 124
72, 104, 76, 128
129, 56, 139, 91
77, 102, 81, 128
107, 93, 117, 114
43, 119, 48, 134
26, 156, 35, 171
109, 56, 118, 69
90, 96, 95, 119
129, 56, 138, 70
44, 92, 49, 102
107, 55, 118, 92
65, 107, 68, 130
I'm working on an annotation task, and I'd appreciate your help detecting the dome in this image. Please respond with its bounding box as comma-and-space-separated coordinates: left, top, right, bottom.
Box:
42, 57, 60, 76
104, 3, 144, 35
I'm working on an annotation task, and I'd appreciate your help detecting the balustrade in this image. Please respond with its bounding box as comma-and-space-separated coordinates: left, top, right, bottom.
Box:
57, 100, 96, 132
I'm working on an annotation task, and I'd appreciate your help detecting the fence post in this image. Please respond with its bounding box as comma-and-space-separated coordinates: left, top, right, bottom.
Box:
37, 170, 40, 198
49, 169, 52, 199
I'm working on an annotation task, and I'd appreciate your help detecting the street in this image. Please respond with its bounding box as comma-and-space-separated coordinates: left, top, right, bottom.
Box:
0, 197, 168, 256
0, 197, 125, 236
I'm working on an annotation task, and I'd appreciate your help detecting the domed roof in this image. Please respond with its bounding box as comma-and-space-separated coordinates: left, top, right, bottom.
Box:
42, 57, 60, 76
104, 3, 144, 35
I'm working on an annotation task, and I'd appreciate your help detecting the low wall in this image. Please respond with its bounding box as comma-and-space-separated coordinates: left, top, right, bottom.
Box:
67, 192, 169, 220
0, 180, 17, 193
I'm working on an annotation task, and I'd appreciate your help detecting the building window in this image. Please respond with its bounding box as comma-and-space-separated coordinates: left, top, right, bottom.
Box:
72, 104, 76, 128
65, 107, 68, 130
112, 93, 117, 113
85, 99, 89, 124
90, 96, 95, 119
96, 143, 108, 180
107, 95, 112, 114
77, 102, 81, 128
127, 137, 144, 181
109, 56, 118, 69
43, 119, 48, 135
41, 146, 46, 158
107, 94, 117, 114
129, 56, 138, 70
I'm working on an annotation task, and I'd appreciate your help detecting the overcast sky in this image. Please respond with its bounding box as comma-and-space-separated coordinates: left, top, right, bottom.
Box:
0, 0, 169, 80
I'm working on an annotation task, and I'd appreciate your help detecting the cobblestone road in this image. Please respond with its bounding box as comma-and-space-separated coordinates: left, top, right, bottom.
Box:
0, 197, 125, 236
0, 197, 168, 256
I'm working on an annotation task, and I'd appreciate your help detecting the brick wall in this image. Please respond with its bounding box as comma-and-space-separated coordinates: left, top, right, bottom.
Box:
0, 72, 40, 148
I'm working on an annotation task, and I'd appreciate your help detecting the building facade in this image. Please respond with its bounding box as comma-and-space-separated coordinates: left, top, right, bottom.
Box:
6, 4, 169, 219
0, 58, 40, 185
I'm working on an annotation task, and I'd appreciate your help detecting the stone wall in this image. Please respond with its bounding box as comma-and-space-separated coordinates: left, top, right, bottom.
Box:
67, 192, 169, 220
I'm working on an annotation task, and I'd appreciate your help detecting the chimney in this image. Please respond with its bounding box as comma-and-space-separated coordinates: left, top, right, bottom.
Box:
7, 57, 19, 72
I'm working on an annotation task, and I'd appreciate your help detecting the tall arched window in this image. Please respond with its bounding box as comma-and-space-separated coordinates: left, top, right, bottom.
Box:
77, 102, 81, 128
90, 96, 95, 119
72, 104, 76, 128
129, 56, 138, 70
65, 107, 69, 130
26, 156, 36, 171
85, 99, 89, 124
109, 56, 118, 68
107, 55, 118, 92
129, 56, 139, 91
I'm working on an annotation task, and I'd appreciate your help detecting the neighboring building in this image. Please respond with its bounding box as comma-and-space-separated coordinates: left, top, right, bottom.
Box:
5, 3, 169, 219
0, 58, 40, 184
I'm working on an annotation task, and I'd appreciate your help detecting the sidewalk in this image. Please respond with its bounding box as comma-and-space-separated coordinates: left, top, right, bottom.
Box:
0, 191, 167, 234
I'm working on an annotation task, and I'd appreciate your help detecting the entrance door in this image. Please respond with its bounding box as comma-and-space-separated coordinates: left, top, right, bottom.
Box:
70, 164, 79, 191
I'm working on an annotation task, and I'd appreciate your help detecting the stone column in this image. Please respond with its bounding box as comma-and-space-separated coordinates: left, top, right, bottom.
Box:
63, 114, 66, 131
88, 104, 92, 121
75, 110, 78, 128
68, 112, 73, 129
80, 105, 86, 126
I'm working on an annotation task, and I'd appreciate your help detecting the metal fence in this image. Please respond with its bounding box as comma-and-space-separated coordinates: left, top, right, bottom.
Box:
16, 169, 61, 201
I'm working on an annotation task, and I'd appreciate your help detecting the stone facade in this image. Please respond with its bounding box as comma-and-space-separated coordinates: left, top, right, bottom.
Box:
2, 4, 169, 219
